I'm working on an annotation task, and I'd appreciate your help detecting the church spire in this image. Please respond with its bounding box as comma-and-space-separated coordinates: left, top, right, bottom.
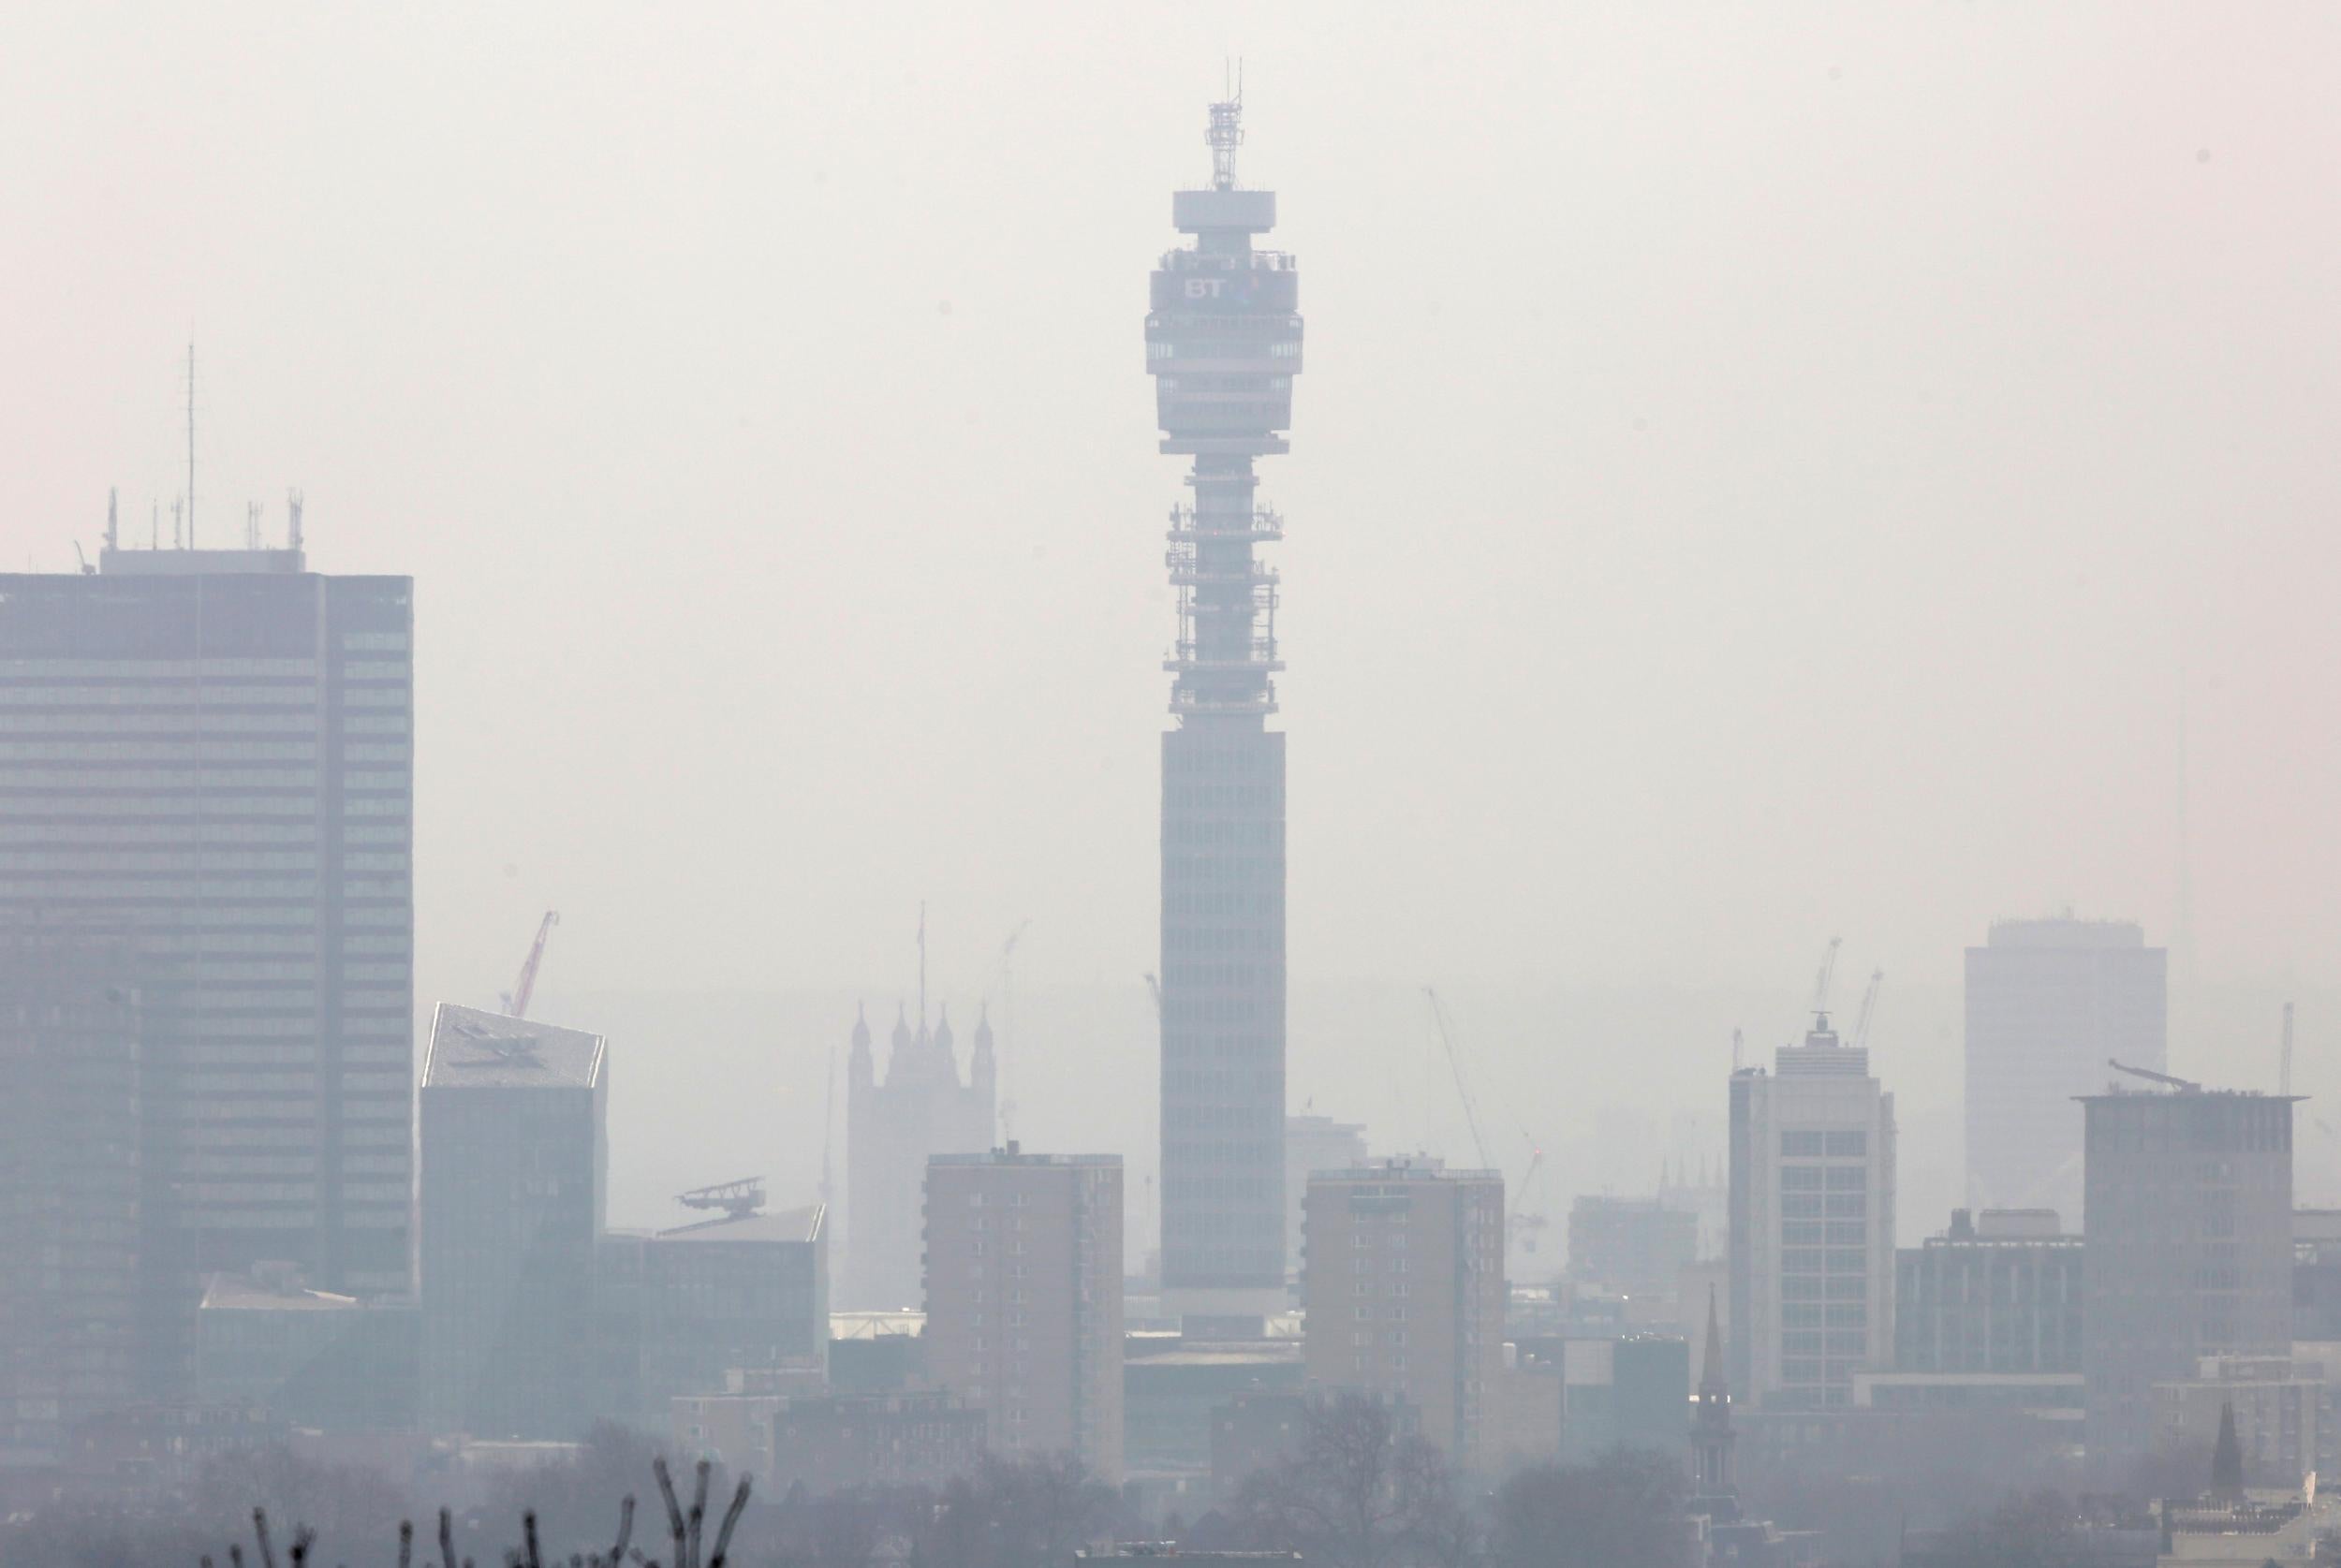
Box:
1700, 1284, 1728, 1396
1691, 1285, 1737, 1513
2210, 1399, 2245, 1499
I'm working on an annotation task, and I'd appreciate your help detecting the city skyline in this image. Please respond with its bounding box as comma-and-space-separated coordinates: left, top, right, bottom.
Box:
3, 12, 2340, 1557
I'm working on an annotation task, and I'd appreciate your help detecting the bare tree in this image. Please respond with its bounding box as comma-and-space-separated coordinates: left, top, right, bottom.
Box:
1488, 1448, 1691, 1568
1232, 1395, 1470, 1568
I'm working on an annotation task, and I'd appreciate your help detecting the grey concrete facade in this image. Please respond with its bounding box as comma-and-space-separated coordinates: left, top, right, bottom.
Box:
0, 550, 414, 1308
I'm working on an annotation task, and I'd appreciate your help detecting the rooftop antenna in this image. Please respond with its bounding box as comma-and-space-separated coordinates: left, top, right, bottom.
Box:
184, 343, 197, 548
1207, 62, 1244, 191
105, 488, 118, 552
2281, 1001, 2295, 1098
818, 1045, 837, 1215
2175, 667, 2195, 1002
1730, 1025, 1744, 1073
287, 488, 304, 552
245, 500, 261, 550
170, 497, 184, 550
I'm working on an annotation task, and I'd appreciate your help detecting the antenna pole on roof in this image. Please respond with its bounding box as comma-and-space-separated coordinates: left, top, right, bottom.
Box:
184, 343, 197, 549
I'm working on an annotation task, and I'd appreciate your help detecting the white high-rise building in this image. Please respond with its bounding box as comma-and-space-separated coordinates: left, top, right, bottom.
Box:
1965, 917, 2165, 1223
1729, 1020, 1896, 1411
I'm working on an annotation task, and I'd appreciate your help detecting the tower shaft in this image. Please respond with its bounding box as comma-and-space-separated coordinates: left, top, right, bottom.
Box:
1147, 97, 1303, 1312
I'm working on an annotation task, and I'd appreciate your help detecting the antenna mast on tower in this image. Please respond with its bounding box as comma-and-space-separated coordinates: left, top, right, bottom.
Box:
2282, 1002, 2296, 1098
184, 344, 197, 548
1207, 63, 1244, 190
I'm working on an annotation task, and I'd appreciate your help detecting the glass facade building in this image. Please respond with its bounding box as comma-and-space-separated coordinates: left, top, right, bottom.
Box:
419, 1004, 607, 1439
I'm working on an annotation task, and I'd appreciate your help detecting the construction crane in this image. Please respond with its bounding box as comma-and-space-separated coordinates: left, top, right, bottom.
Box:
1851, 970, 1885, 1050
500, 910, 561, 1018
677, 1177, 765, 1220
1511, 1142, 1550, 1255
1423, 989, 1553, 1266
1423, 987, 1495, 1172
2109, 1058, 2201, 1093
1808, 935, 1843, 1031
817, 1045, 838, 1216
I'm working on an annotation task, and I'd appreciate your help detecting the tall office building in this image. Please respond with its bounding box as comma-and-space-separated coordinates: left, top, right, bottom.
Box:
922, 1146, 1125, 1482
0, 535, 414, 1312
1966, 916, 2165, 1220
420, 1004, 607, 1439
1729, 1018, 1897, 1410
844, 1001, 994, 1310
1147, 95, 1304, 1321
2081, 1084, 2294, 1469
0, 925, 141, 1465
1690, 1289, 1737, 1517
1301, 1158, 1505, 1471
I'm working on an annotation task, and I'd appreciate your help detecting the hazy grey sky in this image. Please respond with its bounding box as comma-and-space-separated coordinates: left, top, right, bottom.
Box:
5, 5, 2336, 1227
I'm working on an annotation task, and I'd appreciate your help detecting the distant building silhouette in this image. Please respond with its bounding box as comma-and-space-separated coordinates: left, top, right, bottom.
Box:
1568, 1194, 1699, 1300
1966, 916, 2165, 1220
1285, 1114, 1366, 1283
843, 1002, 993, 1310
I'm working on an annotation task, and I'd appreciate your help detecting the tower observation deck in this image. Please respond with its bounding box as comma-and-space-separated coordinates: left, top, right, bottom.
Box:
1147, 94, 1302, 1316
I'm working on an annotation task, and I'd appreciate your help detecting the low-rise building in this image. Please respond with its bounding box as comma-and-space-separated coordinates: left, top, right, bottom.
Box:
670, 1366, 826, 1475
643, 1202, 828, 1407
1559, 1334, 1690, 1461
768, 1391, 987, 1493
195, 1265, 418, 1431
2153, 1356, 2337, 1488
1895, 1209, 2082, 1376
1126, 1332, 1303, 1478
